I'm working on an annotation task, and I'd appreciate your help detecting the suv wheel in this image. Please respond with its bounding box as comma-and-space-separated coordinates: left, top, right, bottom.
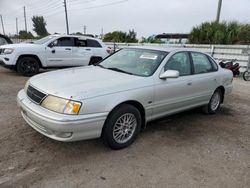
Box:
102, 104, 141, 150
89, 57, 102, 65
16, 57, 40, 77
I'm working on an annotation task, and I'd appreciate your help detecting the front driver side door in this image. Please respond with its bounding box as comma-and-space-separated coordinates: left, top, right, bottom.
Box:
46, 37, 73, 67
152, 51, 195, 120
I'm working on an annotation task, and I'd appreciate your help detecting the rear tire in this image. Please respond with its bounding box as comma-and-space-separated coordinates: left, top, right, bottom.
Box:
89, 57, 102, 65
202, 89, 222, 114
16, 57, 40, 77
102, 104, 141, 150
243, 71, 250, 81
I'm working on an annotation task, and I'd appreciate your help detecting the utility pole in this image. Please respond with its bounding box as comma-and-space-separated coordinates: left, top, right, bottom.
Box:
24, 6, 27, 32
83, 25, 87, 34
101, 27, 104, 39
16, 18, 18, 35
216, 0, 222, 23
0, 15, 5, 35
63, 0, 69, 34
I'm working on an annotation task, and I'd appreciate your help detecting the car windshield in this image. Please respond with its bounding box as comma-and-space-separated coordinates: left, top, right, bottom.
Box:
33, 35, 57, 44
99, 48, 168, 77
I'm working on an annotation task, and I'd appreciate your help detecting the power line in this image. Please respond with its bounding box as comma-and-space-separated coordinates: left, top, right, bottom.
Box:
68, 0, 128, 11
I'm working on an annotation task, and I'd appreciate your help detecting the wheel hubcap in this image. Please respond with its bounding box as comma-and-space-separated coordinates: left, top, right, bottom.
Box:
113, 113, 137, 144
211, 92, 220, 111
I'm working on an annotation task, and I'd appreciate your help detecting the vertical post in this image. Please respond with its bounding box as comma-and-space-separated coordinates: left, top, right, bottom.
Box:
16, 18, 18, 35
211, 45, 215, 57
247, 54, 250, 70
63, 0, 69, 34
216, 0, 222, 23
0, 15, 5, 35
83, 25, 86, 34
24, 6, 27, 32
101, 27, 103, 39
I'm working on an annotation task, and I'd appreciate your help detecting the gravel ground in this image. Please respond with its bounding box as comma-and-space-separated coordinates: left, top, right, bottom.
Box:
0, 67, 249, 188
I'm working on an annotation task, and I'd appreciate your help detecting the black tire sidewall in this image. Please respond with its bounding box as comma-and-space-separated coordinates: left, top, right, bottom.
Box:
89, 57, 102, 65
17, 57, 40, 77
243, 71, 250, 81
208, 89, 222, 114
103, 104, 141, 150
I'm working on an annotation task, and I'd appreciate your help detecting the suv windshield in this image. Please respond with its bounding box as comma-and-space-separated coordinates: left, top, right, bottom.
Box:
33, 35, 57, 44
99, 48, 168, 77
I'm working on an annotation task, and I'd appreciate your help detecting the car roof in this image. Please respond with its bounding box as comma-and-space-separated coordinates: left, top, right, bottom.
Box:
124, 46, 204, 54
51, 34, 100, 41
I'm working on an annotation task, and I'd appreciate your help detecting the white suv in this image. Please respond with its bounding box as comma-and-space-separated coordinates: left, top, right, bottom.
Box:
0, 35, 110, 76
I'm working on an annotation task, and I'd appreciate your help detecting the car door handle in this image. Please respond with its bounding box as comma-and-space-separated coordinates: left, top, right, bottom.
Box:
187, 82, 192, 86
85, 49, 91, 51
65, 48, 71, 50
51, 49, 55, 53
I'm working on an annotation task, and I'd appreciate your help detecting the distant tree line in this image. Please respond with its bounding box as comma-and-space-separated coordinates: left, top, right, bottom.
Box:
103, 30, 138, 43
189, 21, 250, 44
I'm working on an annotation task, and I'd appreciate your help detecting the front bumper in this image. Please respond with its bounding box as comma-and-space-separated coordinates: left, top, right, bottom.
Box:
0, 55, 15, 69
17, 89, 108, 142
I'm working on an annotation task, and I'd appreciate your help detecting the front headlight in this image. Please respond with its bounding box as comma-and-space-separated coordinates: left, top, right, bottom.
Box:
24, 80, 29, 93
41, 95, 82, 115
3, 48, 14, 54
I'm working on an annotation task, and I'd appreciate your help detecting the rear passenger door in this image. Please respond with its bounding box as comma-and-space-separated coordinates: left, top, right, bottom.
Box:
72, 38, 93, 66
189, 52, 219, 104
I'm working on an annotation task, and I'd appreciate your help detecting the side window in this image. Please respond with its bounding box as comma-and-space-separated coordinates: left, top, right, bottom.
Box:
191, 52, 213, 74
164, 52, 191, 76
52, 37, 73, 47
74, 38, 87, 47
0, 37, 8, 45
87, 39, 102, 48
207, 56, 219, 71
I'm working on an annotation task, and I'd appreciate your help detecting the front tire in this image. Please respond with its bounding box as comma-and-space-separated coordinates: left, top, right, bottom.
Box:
243, 71, 250, 81
102, 104, 141, 150
202, 89, 222, 114
16, 57, 40, 77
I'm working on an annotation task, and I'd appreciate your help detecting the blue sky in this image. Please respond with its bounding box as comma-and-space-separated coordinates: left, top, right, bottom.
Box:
0, 0, 250, 37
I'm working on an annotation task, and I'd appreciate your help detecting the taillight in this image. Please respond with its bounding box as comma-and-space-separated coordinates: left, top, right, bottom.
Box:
106, 47, 112, 54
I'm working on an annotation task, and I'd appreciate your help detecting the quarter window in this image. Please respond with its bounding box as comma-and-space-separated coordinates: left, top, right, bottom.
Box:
164, 52, 191, 76
191, 52, 213, 74
87, 39, 102, 48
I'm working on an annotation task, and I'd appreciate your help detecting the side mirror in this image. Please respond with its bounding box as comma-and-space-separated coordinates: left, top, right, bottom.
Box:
48, 42, 54, 48
159, 70, 179, 79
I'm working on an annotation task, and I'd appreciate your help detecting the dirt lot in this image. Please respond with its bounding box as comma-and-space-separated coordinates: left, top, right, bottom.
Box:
0, 67, 249, 188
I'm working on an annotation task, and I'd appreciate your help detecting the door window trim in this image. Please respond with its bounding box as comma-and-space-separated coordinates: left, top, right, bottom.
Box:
189, 51, 218, 75
161, 51, 193, 77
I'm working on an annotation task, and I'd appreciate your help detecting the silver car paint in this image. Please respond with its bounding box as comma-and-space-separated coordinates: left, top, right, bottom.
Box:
17, 47, 233, 141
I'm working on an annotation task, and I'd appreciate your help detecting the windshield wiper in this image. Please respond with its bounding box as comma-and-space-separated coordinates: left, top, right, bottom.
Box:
107, 67, 133, 75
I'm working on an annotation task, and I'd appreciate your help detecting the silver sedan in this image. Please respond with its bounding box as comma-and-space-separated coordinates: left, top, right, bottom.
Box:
17, 47, 233, 149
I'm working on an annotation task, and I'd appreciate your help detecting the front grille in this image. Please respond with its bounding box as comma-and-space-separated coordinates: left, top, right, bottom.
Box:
27, 85, 46, 104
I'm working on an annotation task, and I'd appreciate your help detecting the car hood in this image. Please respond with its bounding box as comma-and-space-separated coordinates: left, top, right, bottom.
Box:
29, 66, 150, 100
0, 43, 41, 49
